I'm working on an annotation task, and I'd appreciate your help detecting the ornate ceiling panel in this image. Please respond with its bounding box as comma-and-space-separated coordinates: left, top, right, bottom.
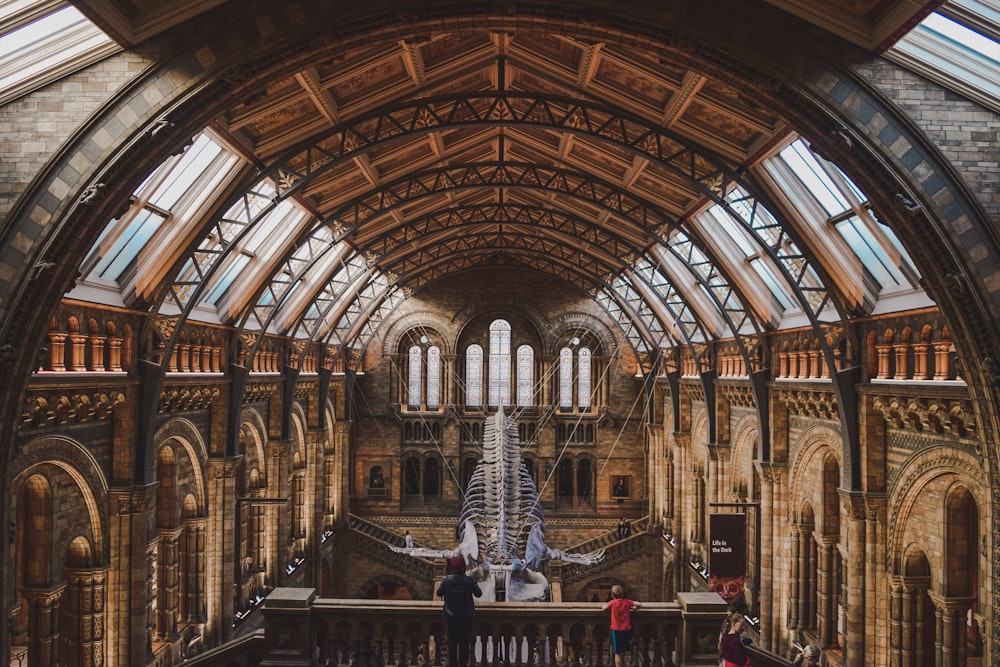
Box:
52, 0, 935, 374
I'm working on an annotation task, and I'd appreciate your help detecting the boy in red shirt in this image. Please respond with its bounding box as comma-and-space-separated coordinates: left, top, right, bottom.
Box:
602, 585, 641, 667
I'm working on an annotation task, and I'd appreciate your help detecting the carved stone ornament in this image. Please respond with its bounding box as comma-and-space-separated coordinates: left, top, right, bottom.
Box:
23, 390, 125, 427
719, 383, 755, 408
244, 381, 279, 403
213, 460, 237, 479
79, 183, 106, 205
871, 395, 976, 438
117, 496, 145, 515
158, 386, 221, 413
775, 387, 838, 420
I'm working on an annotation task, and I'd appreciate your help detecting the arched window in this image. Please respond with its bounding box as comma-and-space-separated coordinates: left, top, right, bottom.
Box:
516, 344, 534, 407
402, 454, 443, 506
578, 347, 592, 408
466, 344, 483, 407
577, 458, 594, 504
427, 345, 441, 408
403, 456, 421, 496
462, 457, 478, 492
423, 458, 440, 497
557, 459, 574, 498
559, 347, 573, 408
407, 345, 422, 408
488, 319, 511, 406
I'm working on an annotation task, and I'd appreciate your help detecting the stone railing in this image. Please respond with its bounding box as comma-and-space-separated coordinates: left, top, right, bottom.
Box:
186, 589, 727, 667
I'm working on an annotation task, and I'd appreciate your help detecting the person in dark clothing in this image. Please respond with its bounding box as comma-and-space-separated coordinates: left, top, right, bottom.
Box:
437, 555, 483, 667
719, 612, 750, 667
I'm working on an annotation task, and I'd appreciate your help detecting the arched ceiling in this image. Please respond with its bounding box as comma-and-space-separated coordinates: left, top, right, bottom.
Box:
58, 0, 940, 373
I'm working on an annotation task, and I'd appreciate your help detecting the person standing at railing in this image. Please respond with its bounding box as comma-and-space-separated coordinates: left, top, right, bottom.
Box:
437, 555, 483, 667
602, 585, 641, 667
719, 612, 751, 667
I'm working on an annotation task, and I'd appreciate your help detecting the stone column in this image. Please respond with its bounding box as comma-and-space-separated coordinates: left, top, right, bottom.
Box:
67, 332, 87, 371
63, 568, 107, 667
268, 442, 291, 583
47, 330, 67, 370
929, 595, 973, 667
888, 580, 902, 667
183, 518, 208, 625
206, 458, 237, 645
817, 537, 837, 648
788, 524, 800, 630
108, 486, 155, 667
912, 342, 931, 379
707, 445, 720, 512
335, 422, 351, 524
156, 528, 182, 640
756, 463, 775, 651
768, 464, 788, 650
672, 432, 689, 597
87, 333, 106, 371
864, 498, 885, 664
933, 342, 952, 380
893, 342, 911, 379
901, 584, 916, 666
21, 584, 67, 667
211, 343, 222, 372
840, 494, 863, 663
190, 343, 203, 372
809, 348, 822, 379
108, 334, 123, 371
875, 344, 892, 379
806, 536, 818, 635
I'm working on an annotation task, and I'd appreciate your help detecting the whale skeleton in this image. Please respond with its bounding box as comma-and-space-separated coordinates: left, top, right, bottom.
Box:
392, 407, 604, 601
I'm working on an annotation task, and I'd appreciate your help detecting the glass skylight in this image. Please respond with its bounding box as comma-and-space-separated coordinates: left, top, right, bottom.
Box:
773, 139, 917, 294
924, 11, 999, 61
81, 132, 244, 290
91, 209, 167, 281
887, 1, 1000, 113
779, 142, 851, 216
0, 3, 118, 105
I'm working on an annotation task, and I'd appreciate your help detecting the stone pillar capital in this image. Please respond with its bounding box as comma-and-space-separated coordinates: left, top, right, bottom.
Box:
111, 484, 157, 515
20, 583, 68, 607
208, 455, 241, 479
926, 592, 975, 610
755, 461, 787, 486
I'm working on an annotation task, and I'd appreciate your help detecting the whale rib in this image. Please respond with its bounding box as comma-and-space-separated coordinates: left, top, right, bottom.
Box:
392, 406, 603, 600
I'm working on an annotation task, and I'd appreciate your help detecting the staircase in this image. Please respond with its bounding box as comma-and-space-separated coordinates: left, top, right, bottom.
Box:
559, 516, 650, 582
569, 515, 649, 555
348, 514, 410, 547
347, 514, 437, 579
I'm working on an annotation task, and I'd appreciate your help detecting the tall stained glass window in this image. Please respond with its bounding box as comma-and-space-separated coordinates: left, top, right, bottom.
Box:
577, 347, 592, 408
407, 346, 422, 408
488, 319, 511, 406
559, 347, 573, 408
427, 346, 441, 408
466, 344, 483, 407
516, 344, 534, 407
